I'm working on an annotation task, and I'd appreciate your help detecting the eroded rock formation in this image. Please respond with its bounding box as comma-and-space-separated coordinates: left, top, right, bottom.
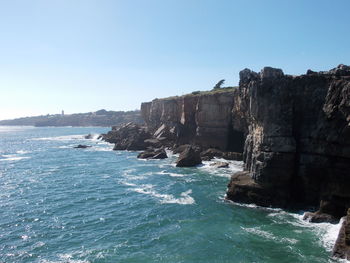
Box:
141, 89, 245, 151
333, 208, 350, 260
227, 65, 350, 221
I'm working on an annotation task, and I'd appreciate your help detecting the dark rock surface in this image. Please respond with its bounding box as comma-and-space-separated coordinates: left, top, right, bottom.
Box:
200, 148, 243, 161
74, 144, 91, 149
200, 148, 224, 161
141, 89, 245, 151
84, 134, 93, 139
210, 161, 229, 168
137, 148, 168, 159
226, 171, 286, 207
226, 65, 350, 219
102, 122, 152, 151
303, 211, 338, 224
333, 208, 350, 260
222, 152, 243, 161
176, 146, 202, 167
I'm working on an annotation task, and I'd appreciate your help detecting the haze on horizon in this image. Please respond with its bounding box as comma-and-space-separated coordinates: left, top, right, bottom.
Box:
0, 0, 349, 120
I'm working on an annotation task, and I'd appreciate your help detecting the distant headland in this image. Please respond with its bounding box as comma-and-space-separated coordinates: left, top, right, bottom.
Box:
0, 109, 143, 127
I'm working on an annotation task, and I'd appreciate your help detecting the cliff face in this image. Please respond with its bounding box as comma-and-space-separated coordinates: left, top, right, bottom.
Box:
141, 90, 244, 151
140, 65, 350, 218
227, 65, 350, 215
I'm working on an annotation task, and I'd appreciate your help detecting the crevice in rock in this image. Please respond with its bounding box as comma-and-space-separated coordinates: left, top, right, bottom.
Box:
226, 127, 245, 153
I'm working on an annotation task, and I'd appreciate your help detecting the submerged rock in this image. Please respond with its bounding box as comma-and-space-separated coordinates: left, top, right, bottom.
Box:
74, 144, 91, 149
84, 134, 93, 139
176, 146, 202, 167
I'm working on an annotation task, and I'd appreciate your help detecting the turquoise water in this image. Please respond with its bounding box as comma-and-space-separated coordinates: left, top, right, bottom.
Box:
0, 126, 343, 263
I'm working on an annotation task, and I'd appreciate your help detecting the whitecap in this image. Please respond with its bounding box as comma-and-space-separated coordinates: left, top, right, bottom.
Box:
0, 155, 30, 162
39, 253, 90, 263
0, 126, 35, 133
156, 170, 188, 177
16, 150, 30, 154
198, 158, 244, 177
242, 226, 298, 245
120, 181, 137, 187
32, 134, 85, 141
266, 210, 344, 252
130, 184, 195, 205
21, 235, 30, 241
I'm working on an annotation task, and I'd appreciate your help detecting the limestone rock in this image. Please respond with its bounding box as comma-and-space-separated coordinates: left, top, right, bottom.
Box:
210, 161, 229, 168
74, 144, 91, 149
102, 122, 152, 151
176, 146, 202, 167
137, 148, 168, 159
226, 65, 350, 218
200, 148, 223, 161
333, 208, 350, 260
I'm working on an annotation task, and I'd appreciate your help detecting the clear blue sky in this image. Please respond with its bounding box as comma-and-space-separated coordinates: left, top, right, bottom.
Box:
1, 0, 349, 120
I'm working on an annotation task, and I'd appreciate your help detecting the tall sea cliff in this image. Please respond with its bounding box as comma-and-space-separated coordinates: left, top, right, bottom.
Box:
135, 65, 350, 259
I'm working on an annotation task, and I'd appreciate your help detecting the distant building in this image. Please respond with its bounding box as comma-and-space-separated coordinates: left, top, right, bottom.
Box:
61, 110, 64, 116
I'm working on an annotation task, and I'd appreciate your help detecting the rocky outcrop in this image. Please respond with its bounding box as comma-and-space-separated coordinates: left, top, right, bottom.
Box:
141, 89, 245, 151
333, 208, 350, 260
102, 122, 152, 150
176, 146, 202, 167
200, 148, 243, 161
74, 144, 91, 149
210, 161, 229, 168
226, 65, 350, 220
137, 148, 168, 159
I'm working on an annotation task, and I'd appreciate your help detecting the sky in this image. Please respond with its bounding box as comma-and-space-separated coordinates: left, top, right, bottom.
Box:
0, 0, 350, 120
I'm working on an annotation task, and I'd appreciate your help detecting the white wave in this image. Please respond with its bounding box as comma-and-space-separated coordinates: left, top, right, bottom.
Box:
0, 155, 30, 162
156, 170, 188, 177
16, 150, 30, 154
120, 181, 137, 187
198, 158, 244, 177
129, 184, 195, 205
21, 235, 30, 241
267, 210, 345, 252
87, 145, 113, 152
293, 213, 344, 252
165, 148, 178, 158
88, 133, 103, 141
32, 134, 86, 141
0, 126, 35, 133
40, 253, 90, 263
242, 226, 298, 244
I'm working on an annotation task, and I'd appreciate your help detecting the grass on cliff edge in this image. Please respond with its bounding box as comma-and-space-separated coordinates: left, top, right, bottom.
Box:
153, 86, 238, 101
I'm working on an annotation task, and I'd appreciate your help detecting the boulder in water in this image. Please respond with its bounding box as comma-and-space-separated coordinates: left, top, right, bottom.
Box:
74, 144, 91, 149
176, 146, 202, 167
210, 161, 229, 168
137, 148, 168, 159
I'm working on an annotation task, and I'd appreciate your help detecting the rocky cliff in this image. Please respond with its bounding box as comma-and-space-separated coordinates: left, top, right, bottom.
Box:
141, 88, 245, 152
141, 65, 350, 221
227, 65, 350, 220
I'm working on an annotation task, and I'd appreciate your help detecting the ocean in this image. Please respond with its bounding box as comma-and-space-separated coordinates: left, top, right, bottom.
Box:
0, 126, 345, 263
